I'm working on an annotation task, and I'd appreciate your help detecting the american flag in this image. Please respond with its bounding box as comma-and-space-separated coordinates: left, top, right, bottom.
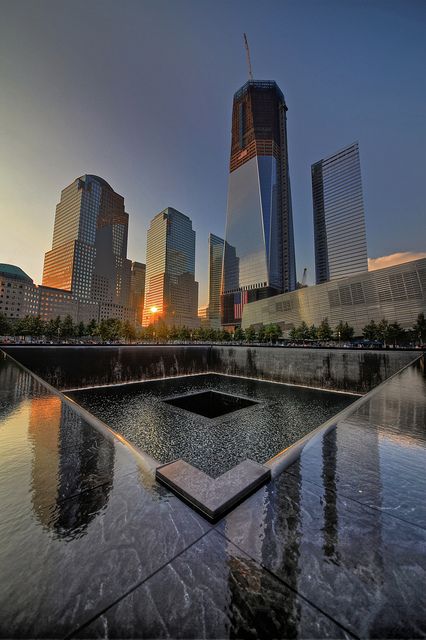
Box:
234, 290, 248, 320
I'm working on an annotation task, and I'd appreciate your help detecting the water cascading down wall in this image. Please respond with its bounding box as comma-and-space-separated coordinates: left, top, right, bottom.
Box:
2, 345, 419, 394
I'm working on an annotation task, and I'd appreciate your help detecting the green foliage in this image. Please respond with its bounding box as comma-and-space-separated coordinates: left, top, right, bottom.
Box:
156, 322, 169, 342
61, 314, 74, 338
362, 320, 378, 341
335, 321, 354, 342
413, 312, 426, 344
0, 314, 12, 336
264, 323, 282, 342
233, 327, 245, 342
15, 315, 45, 337
257, 326, 266, 343
309, 324, 318, 340
387, 321, 405, 347
122, 320, 136, 342
317, 318, 333, 341
98, 318, 121, 342
177, 326, 191, 341
298, 321, 311, 340
376, 318, 390, 344
75, 321, 86, 338
218, 328, 231, 342
87, 319, 98, 337
245, 326, 256, 343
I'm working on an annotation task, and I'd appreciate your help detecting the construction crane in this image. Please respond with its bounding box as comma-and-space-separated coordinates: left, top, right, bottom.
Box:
243, 33, 254, 81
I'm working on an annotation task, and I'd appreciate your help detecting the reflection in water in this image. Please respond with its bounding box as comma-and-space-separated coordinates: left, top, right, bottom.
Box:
322, 428, 339, 561
28, 395, 115, 537
0, 357, 35, 421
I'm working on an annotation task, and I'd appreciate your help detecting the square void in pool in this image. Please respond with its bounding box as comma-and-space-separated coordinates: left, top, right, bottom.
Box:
164, 390, 258, 419
69, 374, 356, 478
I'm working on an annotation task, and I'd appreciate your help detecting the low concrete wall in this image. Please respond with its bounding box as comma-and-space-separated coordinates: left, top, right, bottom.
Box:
209, 346, 419, 393
2, 345, 419, 394
2, 345, 210, 390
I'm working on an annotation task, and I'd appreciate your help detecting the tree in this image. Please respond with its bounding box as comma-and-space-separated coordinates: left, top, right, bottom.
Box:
309, 324, 318, 340
98, 318, 121, 342
298, 321, 311, 341
177, 326, 191, 341
413, 312, 426, 345
0, 314, 11, 336
87, 319, 98, 337
168, 325, 180, 341
122, 320, 136, 343
75, 321, 86, 338
335, 321, 354, 342
257, 326, 266, 343
317, 318, 333, 342
233, 327, 245, 342
218, 328, 231, 342
362, 320, 378, 341
289, 326, 298, 341
45, 316, 61, 340
61, 314, 74, 339
387, 322, 405, 347
156, 322, 169, 342
265, 323, 282, 343
245, 326, 256, 343
15, 315, 32, 337
376, 318, 390, 345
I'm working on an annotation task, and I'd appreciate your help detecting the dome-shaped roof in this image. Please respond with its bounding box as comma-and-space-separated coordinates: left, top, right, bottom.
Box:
0, 264, 33, 283
79, 174, 113, 190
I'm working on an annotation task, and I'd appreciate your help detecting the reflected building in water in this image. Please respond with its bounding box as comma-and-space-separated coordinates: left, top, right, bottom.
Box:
28, 396, 115, 536
221, 80, 296, 328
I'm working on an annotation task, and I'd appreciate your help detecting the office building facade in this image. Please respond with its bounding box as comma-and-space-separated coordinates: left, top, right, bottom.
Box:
242, 258, 426, 336
312, 142, 368, 284
130, 261, 146, 325
207, 234, 224, 328
0, 264, 39, 320
42, 175, 131, 312
221, 80, 296, 328
143, 208, 199, 328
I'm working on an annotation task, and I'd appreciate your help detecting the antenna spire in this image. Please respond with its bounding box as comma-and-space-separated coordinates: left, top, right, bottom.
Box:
243, 33, 254, 81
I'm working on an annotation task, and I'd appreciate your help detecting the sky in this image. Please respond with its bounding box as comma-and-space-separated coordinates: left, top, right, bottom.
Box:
0, 0, 425, 306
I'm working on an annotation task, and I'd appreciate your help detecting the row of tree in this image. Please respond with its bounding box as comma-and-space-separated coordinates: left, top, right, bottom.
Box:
0, 313, 283, 343
289, 314, 426, 346
1, 312, 425, 345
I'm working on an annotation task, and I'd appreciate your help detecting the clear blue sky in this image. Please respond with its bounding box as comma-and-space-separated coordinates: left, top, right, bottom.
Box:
1, 0, 425, 305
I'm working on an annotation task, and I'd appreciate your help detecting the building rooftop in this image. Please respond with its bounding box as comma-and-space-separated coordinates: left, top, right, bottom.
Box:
0, 263, 33, 283
233, 79, 285, 103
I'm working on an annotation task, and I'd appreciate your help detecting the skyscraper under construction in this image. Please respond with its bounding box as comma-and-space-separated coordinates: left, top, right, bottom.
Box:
221, 80, 296, 327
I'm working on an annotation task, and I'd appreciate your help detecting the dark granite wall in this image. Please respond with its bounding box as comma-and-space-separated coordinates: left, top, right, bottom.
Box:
2, 345, 419, 393
2, 346, 210, 390
210, 346, 419, 393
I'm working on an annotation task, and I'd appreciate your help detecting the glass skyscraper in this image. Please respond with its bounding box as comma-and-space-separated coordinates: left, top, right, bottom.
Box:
143, 207, 199, 328
221, 80, 296, 327
312, 142, 368, 284
42, 174, 131, 307
207, 233, 224, 328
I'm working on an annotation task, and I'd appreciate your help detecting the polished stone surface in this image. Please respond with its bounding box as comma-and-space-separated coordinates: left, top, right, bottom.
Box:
70, 374, 354, 477
157, 458, 270, 521
74, 531, 350, 639
1, 351, 425, 639
0, 355, 210, 638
